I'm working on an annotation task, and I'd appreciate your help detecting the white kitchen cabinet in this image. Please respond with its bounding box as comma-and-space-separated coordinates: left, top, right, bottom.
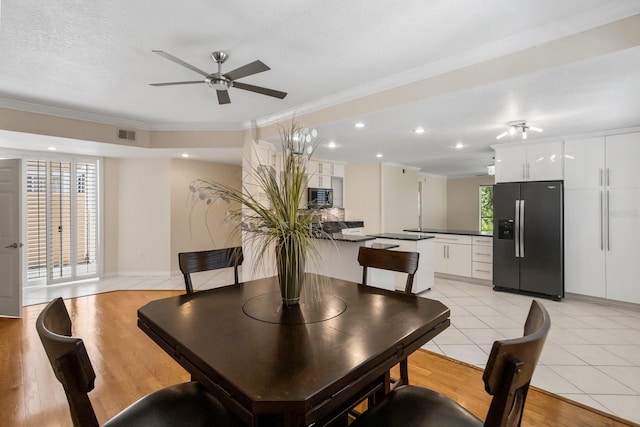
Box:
330, 163, 345, 177
564, 132, 640, 303
564, 189, 606, 298
307, 173, 331, 189
433, 234, 472, 277
605, 133, 640, 189
494, 141, 562, 183
471, 236, 493, 280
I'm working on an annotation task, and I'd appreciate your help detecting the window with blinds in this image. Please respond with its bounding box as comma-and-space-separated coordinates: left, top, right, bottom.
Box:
25, 158, 100, 284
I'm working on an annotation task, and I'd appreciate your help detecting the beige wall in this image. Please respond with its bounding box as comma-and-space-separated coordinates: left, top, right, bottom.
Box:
116, 158, 172, 274
102, 158, 120, 274
420, 174, 447, 229
381, 164, 419, 232
344, 163, 382, 234
170, 159, 242, 271
446, 175, 494, 231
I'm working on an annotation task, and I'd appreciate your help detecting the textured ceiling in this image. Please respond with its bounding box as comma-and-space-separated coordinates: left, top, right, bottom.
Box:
1, 0, 640, 176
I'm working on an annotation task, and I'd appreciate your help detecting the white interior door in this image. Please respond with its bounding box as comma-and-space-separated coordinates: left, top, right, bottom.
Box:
0, 159, 23, 317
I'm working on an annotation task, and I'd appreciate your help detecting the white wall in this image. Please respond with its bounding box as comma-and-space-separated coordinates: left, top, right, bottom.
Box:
116, 158, 172, 274
420, 174, 447, 228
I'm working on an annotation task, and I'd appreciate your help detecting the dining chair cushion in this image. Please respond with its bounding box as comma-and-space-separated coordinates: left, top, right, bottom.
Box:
104, 381, 242, 427
350, 385, 483, 427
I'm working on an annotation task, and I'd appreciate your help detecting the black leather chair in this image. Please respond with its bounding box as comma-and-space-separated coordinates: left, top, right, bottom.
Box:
350, 300, 550, 427
178, 246, 243, 294
358, 246, 420, 389
36, 297, 244, 427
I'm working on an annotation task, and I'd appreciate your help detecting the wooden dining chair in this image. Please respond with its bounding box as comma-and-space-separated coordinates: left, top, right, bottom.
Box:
36, 297, 244, 427
358, 246, 420, 389
350, 300, 551, 427
178, 246, 243, 294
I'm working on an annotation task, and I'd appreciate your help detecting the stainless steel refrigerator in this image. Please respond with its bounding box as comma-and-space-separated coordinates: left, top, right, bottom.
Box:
493, 181, 564, 300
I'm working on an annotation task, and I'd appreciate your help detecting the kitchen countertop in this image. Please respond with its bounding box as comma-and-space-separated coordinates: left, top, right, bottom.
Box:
314, 234, 375, 243
371, 243, 400, 250
403, 228, 493, 237
369, 233, 435, 241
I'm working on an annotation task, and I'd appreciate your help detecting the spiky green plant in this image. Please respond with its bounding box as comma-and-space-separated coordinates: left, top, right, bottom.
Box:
190, 122, 322, 305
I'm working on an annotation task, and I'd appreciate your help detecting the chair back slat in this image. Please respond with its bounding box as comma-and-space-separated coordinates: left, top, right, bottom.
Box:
357, 246, 419, 294
178, 247, 244, 293
36, 297, 99, 427
482, 300, 550, 427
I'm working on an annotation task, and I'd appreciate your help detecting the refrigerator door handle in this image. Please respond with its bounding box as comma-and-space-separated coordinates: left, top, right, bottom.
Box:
520, 200, 525, 258
515, 200, 520, 258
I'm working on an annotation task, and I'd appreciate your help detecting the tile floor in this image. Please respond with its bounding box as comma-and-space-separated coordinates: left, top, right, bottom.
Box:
23, 273, 640, 424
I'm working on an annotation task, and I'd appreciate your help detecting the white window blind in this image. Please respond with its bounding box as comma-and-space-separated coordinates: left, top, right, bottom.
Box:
25, 157, 100, 285
26, 160, 47, 280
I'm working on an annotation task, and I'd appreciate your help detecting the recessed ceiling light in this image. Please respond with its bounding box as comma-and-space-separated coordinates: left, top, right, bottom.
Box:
327, 141, 336, 149
454, 142, 464, 149
354, 122, 365, 128
376, 153, 383, 158
413, 127, 426, 134
181, 153, 189, 158
47, 147, 57, 151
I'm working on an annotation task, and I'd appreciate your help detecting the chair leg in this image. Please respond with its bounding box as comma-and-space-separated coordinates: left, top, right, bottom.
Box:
399, 359, 409, 386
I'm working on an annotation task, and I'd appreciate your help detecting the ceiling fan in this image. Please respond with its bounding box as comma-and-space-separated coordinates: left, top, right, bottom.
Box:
149, 50, 287, 105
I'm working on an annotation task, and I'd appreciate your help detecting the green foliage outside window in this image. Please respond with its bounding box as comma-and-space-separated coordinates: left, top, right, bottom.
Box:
480, 185, 493, 232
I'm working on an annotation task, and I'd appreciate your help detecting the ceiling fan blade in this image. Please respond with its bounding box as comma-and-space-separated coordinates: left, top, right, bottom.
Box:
223, 60, 270, 81
233, 82, 287, 99
152, 50, 210, 77
217, 90, 231, 105
149, 81, 204, 86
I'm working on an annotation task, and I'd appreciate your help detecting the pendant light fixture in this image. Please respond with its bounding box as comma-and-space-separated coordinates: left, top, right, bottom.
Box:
496, 121, 543, 140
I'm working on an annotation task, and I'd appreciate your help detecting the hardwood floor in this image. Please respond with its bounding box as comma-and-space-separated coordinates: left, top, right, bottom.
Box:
0, 290, 636, 427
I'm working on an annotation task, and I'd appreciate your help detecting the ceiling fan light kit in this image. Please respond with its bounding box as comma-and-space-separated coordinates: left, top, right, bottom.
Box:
150, 50, 287, 105
496, 120, 543, 140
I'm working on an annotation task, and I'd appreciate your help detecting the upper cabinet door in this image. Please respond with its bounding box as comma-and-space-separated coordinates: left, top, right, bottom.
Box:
564, 137, 605, 189
495, 141, 563, 182
526, 140, 563, 181
606, 133, 640, 189
495, 145, 526, 183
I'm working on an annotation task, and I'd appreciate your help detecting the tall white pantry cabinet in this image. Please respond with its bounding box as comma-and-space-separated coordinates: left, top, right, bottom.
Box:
564, 132, 640, 304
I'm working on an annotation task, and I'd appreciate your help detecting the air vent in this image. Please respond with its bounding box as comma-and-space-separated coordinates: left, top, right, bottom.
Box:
117, 129, 136, 141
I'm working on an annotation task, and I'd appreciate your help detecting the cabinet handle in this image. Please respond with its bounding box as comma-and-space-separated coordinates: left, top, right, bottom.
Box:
599, 169, 603, 186
446, 245, 449, 259
606, 168, 610, 186
443, 245, 446, 259
474, 253, 490, 256
600, 190, 604, 251
475, 269, 491, 273
606, 190, 610, 251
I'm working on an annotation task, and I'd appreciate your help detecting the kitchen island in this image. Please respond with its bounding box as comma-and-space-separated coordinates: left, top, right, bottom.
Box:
404, 228, 493, 282
307, 233, 434, 293
368, 233, 435, 293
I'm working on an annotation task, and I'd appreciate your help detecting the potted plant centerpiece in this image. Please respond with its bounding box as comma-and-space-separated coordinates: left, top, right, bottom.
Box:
189, 122, 323, 306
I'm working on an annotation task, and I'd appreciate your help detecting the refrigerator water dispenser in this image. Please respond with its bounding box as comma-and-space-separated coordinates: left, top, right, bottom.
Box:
498, 220, 514, 240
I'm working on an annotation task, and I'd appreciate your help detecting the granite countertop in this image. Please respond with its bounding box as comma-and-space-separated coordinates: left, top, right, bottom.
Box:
403, 228, 493, 237
314, 234, 375, 243
371, 242, 400, 250
369, 233, 435, 241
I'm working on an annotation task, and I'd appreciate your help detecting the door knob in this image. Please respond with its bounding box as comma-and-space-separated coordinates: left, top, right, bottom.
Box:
4, 243, 23, 249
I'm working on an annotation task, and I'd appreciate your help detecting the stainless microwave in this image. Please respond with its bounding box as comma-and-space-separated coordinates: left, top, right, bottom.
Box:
308, 188, 333, 208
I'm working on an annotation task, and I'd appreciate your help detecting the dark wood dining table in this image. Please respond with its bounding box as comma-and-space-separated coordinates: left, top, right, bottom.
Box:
137, 273, 450, 427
